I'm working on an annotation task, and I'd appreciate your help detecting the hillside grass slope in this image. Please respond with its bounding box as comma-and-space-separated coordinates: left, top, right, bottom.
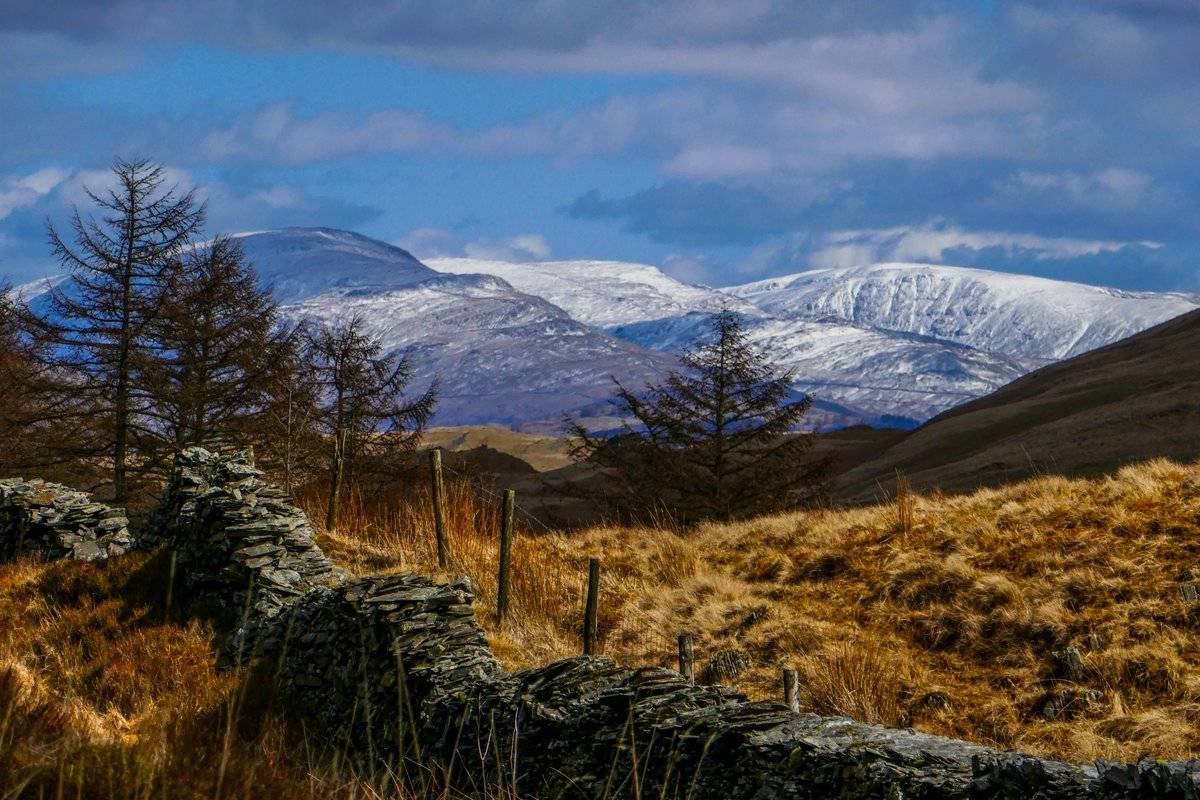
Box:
5, 457, 1200, 797
839, 308, 1200, 502
315, 458, 1200, 763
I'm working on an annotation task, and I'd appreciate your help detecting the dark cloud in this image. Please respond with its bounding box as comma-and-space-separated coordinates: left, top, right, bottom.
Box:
990, 3, 1200, 86
0, 1, 923, 52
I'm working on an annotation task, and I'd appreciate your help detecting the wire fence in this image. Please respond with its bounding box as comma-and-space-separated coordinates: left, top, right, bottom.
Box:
435, 453, 560, 536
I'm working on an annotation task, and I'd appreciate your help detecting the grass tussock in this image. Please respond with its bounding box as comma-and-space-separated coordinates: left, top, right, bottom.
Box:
0, 550, 516, 799
306, 458, 1200, 762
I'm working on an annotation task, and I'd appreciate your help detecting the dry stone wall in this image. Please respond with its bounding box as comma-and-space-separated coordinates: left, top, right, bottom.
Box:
8, 449, 1200, 798
0, 478, 132, 561
146, 447, 345, 626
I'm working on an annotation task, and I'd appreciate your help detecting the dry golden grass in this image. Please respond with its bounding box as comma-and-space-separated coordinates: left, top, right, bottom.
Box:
308, 458, 1200, 763
6, 456, 1200, 796
0, 550, 517, 798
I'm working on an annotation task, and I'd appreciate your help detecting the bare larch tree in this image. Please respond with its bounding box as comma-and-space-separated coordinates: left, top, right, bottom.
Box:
567, 309, 831, 524
39, 158, 205, 501
304, 315, 438, 529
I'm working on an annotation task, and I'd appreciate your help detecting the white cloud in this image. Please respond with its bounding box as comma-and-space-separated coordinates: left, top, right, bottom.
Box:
0, 167, 69, 219
202, 103, 450, 163
394, 228, 553, 262
464, 233, 552, 261
807, 222, 1160, 267
394, 227, 463, 258
660, 253, 724, 285
665, 145, 775, 178
992, 168, 1173, 212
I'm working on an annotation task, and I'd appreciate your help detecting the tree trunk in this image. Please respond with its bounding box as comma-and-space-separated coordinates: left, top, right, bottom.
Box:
325, 427, 347, 530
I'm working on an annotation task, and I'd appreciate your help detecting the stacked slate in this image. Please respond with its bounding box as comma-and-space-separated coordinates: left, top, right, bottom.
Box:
0, 478, 132, 562
148, 447, 344, 625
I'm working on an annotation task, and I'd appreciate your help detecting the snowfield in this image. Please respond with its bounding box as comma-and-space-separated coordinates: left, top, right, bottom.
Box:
727, 262, 1200, 361
426, 256, 756, 328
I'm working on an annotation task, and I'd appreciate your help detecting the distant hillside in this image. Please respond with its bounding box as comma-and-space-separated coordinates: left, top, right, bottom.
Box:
838, 308, 1200, 502
422, 425, 573, 472
15, 228, 1196, 429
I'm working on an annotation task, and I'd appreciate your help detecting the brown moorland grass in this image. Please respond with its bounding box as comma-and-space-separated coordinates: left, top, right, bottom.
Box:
307, 458, 1200, 763
5, 457, 1200, 796
0, 550, 519, 799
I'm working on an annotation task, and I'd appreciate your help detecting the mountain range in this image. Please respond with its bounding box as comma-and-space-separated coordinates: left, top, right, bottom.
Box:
15, 226, 1199, 430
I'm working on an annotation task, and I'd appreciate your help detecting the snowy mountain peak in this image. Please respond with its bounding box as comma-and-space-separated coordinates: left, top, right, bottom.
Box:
728, 261, 1200, 360
427, 256, 757, 328
232, 227, 439, 302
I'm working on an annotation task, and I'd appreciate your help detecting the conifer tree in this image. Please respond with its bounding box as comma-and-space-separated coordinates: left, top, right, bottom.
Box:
138, 235, 298, 467
303, 315, 438, 529
39, 158, 204, 501
567, 309, 830, 524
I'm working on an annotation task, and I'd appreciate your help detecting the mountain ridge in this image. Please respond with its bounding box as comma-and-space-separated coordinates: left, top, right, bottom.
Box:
727, 261, 1200, 361
11, 227, 1197, 430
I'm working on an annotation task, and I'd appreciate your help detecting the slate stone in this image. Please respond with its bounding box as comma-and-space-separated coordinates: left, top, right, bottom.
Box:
0, 478, 132, 562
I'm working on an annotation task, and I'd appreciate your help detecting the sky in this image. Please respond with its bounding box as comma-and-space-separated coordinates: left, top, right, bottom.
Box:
1, 0, 1199, 290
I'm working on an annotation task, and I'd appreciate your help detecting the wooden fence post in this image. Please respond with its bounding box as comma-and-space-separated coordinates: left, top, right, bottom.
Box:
582, 557, 601, 655
678, 632, 695, 685
496, 489, 515, 625
164, 549, 178, 622
783, 667, 801, 713
429, 448, 448, 569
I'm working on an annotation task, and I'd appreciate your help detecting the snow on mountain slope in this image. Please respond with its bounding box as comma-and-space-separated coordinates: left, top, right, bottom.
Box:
613, 312, 1037, 424
286, 273, 672, 426
427, 256, 756, 327
728, 262, 1200, 361
233, 230, 676, 427
232, 227, 438, 302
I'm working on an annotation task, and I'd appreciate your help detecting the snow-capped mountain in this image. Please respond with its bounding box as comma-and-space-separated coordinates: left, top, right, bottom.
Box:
229, 229, 671, 427
14, 228, 1196, 430
728, 263, 1200, 361
232, 227, 438, 301
426, 256, 755, 328
419, 256, 1044, 424
424, 254, 1197, 424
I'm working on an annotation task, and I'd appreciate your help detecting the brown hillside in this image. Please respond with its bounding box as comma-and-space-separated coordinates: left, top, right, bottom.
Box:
311, 458, 1200, 763
838, 309, 1200, 502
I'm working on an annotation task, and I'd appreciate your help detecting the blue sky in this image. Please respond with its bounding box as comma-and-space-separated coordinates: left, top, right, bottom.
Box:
2, 0, 1199, 290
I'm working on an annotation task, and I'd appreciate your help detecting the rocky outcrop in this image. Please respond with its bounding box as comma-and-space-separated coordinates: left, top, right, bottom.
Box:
12, 448, 1199, 798
0, 478, 132, 562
